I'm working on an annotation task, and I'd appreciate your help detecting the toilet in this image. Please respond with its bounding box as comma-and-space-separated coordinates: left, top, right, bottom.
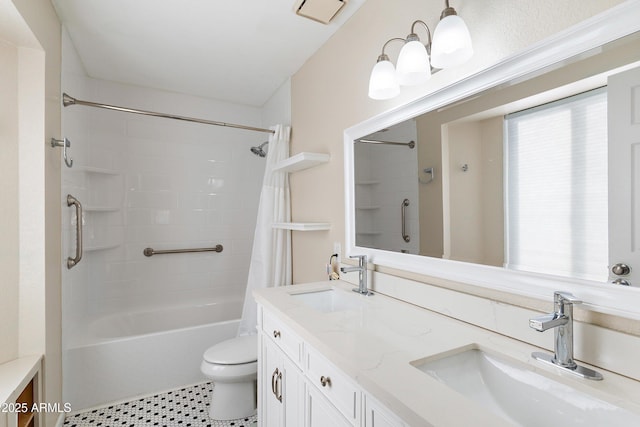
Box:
200, 334, 258, 420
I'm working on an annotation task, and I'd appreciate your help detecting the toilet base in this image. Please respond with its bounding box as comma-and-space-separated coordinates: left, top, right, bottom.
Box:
209, 380, 257, 420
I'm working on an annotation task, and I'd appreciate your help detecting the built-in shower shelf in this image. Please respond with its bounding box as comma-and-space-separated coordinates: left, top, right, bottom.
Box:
273, 152, 330, 173
73, 166, 121, 175
85, 243, 120, 252
356, 206, 380, 210
355, 180, 380, 185
272, 222, 331, 231
85, 206, 120, 212
356, 231, 382, 236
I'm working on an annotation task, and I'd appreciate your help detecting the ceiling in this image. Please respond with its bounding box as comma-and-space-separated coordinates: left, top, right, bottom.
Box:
52, 0, 366, 107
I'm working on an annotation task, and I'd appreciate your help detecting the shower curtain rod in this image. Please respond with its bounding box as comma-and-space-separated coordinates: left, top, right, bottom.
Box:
62, 93, 275, 134
356, 138, 415, 149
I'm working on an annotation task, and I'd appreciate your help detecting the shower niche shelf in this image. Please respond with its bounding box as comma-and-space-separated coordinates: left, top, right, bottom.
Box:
273, 222, 330, 231
85, 206, 120, 212
73, 166, 121, 175
273, 152, 330, 173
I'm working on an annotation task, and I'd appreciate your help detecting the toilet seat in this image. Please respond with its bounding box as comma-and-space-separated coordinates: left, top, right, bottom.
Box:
203, 335, 257, 365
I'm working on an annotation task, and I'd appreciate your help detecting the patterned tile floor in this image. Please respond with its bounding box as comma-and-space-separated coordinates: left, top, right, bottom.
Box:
63, 382, 257, 427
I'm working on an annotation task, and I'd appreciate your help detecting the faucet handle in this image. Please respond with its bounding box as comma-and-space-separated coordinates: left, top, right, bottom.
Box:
554, 291, 582, 306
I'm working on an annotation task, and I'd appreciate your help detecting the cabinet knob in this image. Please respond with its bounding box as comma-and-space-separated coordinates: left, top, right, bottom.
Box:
611, 263, 631, 276
273, 330, 281, 338
320, 376, 331, 387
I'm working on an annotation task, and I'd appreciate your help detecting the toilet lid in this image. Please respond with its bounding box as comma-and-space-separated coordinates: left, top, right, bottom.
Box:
203, 334, 257, 365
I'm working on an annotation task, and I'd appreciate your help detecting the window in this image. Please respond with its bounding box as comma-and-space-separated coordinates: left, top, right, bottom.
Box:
505, 88, 608, 281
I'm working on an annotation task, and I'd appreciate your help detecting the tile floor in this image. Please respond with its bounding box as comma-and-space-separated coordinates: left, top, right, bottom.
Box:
63, 382, 257, 427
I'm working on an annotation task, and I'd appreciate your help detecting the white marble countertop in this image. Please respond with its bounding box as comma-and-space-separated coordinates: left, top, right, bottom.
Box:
254, 280, 640, 427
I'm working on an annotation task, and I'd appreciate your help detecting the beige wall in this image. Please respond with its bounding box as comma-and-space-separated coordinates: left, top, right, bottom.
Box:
3, 0, 62, 425
290, 0, 624, 282
0, 40, 20, 365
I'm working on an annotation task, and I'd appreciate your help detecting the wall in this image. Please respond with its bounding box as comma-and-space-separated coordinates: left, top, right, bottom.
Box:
0, 39, 19, 366
290, 0, 625, 283
2, 0, 62, 426
445, 117, 503, 266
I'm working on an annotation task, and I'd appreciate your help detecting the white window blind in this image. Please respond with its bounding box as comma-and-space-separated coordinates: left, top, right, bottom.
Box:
505, 88, 608, 282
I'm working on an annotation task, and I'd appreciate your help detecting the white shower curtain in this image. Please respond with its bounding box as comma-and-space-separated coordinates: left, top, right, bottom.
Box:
238, 124, 292, 336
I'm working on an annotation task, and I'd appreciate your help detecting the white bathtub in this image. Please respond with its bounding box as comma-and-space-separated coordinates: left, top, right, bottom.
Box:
64, 300, 242, 412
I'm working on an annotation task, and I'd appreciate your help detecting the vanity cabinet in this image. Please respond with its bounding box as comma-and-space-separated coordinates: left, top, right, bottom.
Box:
257, 305, 404, 427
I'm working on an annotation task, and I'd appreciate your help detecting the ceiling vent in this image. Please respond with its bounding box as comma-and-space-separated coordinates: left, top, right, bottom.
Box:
294, 0, 346, 25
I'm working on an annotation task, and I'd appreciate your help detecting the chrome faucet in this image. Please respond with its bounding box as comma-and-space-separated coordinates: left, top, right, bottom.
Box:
529, 291, 602, 380
340, 255, 372, 296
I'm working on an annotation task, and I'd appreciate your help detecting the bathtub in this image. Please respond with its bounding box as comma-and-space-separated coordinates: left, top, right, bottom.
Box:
63, 300, 242, 412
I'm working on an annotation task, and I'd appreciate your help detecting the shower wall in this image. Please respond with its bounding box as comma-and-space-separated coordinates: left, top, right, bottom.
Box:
61, 30, 272, 348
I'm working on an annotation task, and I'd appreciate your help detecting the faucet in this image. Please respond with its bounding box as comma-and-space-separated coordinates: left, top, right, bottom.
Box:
529, 291, 602, 380
340, 255, 372, 296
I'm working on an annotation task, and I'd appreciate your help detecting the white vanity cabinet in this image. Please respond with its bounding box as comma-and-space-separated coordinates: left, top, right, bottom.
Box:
257, 304, 405, 427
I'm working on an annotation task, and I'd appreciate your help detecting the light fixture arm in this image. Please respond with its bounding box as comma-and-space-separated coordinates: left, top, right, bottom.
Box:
408, 20, 433, 54
377, 37, 406, 62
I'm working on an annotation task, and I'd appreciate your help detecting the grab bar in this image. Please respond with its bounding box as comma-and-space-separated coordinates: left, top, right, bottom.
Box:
143, 245, 224, 257
67, 194, 83, 269
401, 198, 410, 243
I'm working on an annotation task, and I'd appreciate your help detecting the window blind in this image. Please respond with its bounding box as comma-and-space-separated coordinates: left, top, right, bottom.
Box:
505, 87, 608, 282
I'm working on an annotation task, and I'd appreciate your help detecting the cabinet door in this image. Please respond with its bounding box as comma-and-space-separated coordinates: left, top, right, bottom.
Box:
282, 354, 304, 427
261, 334, 284, 427
364, 394, 406, 427
259, 332, 304, 427
305, 382, 353, 427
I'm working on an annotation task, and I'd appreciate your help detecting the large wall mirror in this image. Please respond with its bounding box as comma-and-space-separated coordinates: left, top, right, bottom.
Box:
344, 4, 640, 318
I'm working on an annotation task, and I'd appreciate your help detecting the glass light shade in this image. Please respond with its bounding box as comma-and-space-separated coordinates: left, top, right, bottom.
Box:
368, 60, 400, 100
396, 40, 431, 86
430, 14, 473, 69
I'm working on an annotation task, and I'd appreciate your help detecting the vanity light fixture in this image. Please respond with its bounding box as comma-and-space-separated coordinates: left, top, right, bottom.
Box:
368, 0, 473, 100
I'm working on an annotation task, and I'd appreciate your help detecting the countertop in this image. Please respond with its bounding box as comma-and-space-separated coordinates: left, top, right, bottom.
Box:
253, 280, 640, 427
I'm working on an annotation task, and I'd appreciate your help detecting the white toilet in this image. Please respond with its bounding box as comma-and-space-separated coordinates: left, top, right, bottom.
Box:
200, 334, 258, 420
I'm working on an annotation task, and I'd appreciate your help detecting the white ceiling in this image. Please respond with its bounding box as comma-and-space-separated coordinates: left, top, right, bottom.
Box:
52, 0, 366, 107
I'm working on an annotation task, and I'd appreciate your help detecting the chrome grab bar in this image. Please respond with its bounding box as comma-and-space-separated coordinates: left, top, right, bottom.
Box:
401, 198, 410, 243
67, 194, 83, 269
143, 245, 223, 257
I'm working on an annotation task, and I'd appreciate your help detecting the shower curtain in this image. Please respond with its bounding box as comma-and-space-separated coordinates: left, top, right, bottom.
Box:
238, 124, 292, 336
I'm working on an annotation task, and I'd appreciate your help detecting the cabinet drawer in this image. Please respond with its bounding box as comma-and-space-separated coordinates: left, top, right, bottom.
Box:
305, 346, 360, 424
262, 310, 304, 366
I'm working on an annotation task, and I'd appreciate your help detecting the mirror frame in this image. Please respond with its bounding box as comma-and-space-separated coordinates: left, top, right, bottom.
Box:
344, 2, 640, 320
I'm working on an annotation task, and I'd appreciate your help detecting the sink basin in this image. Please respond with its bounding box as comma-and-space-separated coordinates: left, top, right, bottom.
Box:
290, 289, 364, 313
412, 348, 640, 426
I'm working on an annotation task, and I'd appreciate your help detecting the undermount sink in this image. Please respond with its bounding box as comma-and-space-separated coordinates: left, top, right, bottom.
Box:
412, 347, 640, 426
290, 288, 364, 313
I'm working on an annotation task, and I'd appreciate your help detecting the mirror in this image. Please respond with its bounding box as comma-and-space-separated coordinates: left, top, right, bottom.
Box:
345, 6, 640, 317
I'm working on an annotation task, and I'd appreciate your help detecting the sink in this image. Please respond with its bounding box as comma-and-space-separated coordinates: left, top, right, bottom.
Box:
412, 347, 640, 426
290, 288, 364, 313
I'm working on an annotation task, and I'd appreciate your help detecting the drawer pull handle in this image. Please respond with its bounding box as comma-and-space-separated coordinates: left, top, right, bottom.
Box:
271, 368, 279, 396
273, 330, 281, 338
320, 376, 331, 387
276, 371, 283, 402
